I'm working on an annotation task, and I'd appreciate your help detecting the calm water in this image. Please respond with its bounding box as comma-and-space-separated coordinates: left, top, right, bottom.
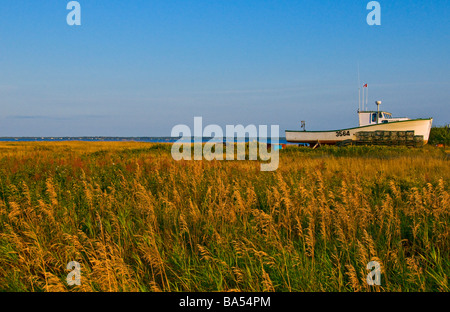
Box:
0, 137, 290, 144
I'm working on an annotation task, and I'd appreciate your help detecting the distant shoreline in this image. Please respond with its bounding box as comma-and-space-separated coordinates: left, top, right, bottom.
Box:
0, 137, 289, 144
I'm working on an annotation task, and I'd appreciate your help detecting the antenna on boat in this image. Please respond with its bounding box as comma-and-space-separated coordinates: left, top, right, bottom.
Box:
357, 62, 361, 111
376, 101, 381, 124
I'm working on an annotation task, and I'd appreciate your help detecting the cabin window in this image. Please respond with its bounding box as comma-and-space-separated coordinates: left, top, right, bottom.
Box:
372, 113, 377, 123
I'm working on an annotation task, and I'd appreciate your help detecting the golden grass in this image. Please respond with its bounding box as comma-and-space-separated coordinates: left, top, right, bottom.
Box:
0, 142, 448, 292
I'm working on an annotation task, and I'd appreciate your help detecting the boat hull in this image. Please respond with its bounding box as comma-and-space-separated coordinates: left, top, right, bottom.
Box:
285, 118, 433, 145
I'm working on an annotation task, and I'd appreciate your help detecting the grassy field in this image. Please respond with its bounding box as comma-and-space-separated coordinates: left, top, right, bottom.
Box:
0, 141, 448, 292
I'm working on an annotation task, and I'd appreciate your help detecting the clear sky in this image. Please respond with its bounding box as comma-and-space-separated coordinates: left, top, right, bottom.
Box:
0, 0, 449, 136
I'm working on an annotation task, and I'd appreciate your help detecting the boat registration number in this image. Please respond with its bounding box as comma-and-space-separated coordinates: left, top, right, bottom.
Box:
336, 130, 351, 137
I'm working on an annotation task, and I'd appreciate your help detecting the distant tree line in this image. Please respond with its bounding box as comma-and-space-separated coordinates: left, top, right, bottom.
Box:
429, 125, 450, 146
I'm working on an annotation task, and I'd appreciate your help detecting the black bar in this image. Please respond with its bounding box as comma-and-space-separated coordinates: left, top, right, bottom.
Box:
0, 292, 448, 311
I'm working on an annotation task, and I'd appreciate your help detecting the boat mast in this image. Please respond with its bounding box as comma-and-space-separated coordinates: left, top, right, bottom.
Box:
366, 84, 368, 111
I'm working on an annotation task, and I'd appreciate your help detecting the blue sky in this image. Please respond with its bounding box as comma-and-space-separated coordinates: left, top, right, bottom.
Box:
0, 0, 449, 136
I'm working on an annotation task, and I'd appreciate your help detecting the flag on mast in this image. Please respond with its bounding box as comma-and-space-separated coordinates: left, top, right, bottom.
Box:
363, 84, 368, 108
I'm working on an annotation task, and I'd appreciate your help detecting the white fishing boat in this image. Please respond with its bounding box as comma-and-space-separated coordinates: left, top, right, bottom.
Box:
285, 101, 433, 145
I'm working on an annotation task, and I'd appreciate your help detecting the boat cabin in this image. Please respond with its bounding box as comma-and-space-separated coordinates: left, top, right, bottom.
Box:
358, 110, 409, 127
